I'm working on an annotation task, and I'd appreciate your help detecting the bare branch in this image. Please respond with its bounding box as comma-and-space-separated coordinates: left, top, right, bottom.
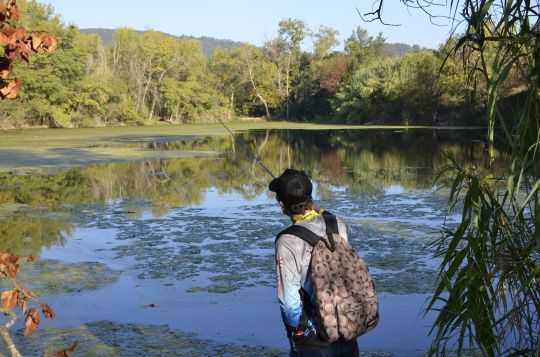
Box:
356, 3, 401, 26
358, 0, 463, 28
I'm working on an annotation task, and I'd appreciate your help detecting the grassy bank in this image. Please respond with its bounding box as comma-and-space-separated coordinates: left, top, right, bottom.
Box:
0, 122, 481, 172
0, 121, 481, 148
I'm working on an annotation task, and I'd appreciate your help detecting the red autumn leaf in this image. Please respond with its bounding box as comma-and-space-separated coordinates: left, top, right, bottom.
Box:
6, 0, 18, 21
20, 286, 35, 298
19, 41, 31, 63
6, 78, 20, 98
1, 23, 16, 37
57, 341, 78, 357
7, 47, 20, 61
14, 27, 25, 41
30, 33, 42, 51
41, 303, 55, 320
0, 252, 19, 277
1, 290, 18, 309
20, 52, 28, 63
0, 59, 12, 79
0, 253, 18, 265
20, 42, 31, 53
41, 35, 57, 52
0, 78, 20, 99
27, 255, 35, 262
24, 308, 40, 335
0, 67, 11, 79
0, 33, 9, 46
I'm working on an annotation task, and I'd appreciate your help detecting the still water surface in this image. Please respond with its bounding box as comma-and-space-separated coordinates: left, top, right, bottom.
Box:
0, 129, 499, 355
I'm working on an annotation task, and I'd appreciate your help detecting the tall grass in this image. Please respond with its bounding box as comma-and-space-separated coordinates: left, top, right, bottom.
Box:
422, 0, 539, 355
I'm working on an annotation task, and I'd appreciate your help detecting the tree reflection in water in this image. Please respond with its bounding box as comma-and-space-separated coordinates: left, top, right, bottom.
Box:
0, 129, 504, 256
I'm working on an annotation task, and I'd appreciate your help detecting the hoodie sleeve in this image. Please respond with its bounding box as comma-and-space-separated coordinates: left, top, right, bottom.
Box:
275, 234, 303, 329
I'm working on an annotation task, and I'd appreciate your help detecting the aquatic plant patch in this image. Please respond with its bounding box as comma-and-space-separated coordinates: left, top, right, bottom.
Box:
7, 320, 287, 357
110, 210, 280, 292
6, 259, 122, 296
76, 192, 445, 295
6, 320, 397, 356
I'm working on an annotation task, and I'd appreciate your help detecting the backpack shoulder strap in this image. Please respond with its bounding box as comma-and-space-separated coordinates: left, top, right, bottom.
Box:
276, 225, 321, 247
322, 212, 339, 235
322, 213, 339, 251
276, 212, 341, 251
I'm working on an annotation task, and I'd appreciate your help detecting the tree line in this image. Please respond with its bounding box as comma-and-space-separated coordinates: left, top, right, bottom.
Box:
0, 0, 528, 128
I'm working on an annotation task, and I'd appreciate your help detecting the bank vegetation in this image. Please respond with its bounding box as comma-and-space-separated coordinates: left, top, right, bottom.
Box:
0, 0, 530, 129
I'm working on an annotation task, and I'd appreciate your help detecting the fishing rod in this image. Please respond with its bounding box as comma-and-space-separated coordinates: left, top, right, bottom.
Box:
216, 117, 276, 179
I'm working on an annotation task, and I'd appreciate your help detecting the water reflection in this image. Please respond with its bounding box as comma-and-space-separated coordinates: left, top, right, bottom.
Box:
0, 129, 506, 352
0, 209, 72, 255
0, 129, 501, 256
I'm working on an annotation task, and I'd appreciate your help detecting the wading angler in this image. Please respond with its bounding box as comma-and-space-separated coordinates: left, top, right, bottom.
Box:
270, 169, 379, 356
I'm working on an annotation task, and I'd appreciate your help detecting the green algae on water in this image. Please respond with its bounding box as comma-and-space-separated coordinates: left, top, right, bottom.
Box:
9, 321, 287, 357
8, 320, 397, 357
7, 259, 121, 296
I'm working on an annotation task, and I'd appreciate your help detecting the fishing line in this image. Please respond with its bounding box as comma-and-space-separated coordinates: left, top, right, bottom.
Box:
216, 117, 276, 179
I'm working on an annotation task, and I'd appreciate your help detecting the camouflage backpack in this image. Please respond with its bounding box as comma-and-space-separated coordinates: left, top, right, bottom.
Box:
277, 213, 379, 342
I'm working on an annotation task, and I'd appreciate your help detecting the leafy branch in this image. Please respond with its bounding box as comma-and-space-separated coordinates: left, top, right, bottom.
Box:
0, 252, 78, 356
0, 0, 56, 99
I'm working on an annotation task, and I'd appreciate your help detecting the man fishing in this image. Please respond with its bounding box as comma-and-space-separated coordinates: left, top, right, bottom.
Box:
269, 169, 360, 357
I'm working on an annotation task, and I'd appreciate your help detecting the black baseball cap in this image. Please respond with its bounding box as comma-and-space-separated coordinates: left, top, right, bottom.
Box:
269, 169, 313, 205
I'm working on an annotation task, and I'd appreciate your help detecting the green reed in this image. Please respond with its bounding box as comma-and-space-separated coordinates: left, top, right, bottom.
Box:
424, 0, 540, 354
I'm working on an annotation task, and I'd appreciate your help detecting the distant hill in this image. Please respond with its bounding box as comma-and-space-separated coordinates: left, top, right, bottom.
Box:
80, 28, 243, 56
81, 28, 422, 58
384, 43, 423, 56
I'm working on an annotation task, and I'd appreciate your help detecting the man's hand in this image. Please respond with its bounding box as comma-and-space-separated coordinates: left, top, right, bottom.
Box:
286, 324, 302, 337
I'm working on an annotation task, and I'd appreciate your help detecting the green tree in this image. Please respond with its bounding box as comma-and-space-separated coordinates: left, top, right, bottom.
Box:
293, 25, 344, 120
1, 1, 94, 127
344, 26, 386, 69
278, 18, 310, 120
158, 38, 226, 123
209, 48, 246, 118
234, 44, 279, 118
264, 37, 288, 112
313, 25, 340, 60
334, 56, 402, 123
399, 50, 442, 124
209, 45, 278, 118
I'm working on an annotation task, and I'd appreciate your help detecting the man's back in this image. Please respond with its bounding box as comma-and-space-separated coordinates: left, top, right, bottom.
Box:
275, 213, 360, 355
276, 213, 351, 309
269, 169, 361, 356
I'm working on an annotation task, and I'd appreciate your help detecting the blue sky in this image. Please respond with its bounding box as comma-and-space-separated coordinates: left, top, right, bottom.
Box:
43, 0, 456, 49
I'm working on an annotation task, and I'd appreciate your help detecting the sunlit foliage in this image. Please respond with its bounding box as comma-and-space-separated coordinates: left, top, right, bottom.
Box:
0, 1, 528, 128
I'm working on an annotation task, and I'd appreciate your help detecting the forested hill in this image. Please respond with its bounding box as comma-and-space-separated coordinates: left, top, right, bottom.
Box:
80, 28, 244, 56
385, 43, 423, 56
81, 28, 421, 58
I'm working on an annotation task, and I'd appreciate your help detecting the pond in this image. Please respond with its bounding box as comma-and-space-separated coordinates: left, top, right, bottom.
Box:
0, 127, 501, 355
